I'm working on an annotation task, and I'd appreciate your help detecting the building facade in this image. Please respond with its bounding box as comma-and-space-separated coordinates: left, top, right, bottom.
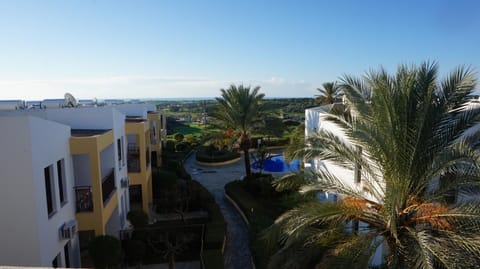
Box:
0, 115, 81, 267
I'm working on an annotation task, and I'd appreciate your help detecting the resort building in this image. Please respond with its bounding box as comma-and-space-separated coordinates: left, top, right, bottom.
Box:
114, 104, 166, 213
0, 100, 166, 267
305, 104, 363, 202
305, 104, 386, 266
0, 115, 81, 267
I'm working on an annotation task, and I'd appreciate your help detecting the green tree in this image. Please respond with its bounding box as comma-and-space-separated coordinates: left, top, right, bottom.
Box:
315, 81, 341, 105
127, 210, 149, 228
88, 235, 122, 269
213, 84, 265, 177
267, 62, 480, 268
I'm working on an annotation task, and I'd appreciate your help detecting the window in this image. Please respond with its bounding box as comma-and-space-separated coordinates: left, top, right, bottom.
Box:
44, 165, 56, 217
52, 253, 61, 268
64, 242, 71, 268
117, 138, 122, 166
57, 159, 67, 205
121, 136, 125, 166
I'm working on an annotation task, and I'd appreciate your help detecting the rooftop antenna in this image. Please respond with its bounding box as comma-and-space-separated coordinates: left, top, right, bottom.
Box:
64, 92, 78, 108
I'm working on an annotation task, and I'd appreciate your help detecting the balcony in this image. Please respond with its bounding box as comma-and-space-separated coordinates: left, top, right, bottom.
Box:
102, 169, 116, 205
146, 147, 151, 168
128, 143, 140, 173
75, 186, 93, 212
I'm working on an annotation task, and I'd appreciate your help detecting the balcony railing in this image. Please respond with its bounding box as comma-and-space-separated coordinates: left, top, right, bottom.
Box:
128, 154, 140, 173
127, 143, 139, 155
75, 186, 93, 212
102, 169, 116, 205
146, 147, 151, 168
128, 143, 141, 173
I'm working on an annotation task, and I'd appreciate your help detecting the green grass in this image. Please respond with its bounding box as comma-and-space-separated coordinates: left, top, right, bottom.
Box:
172, 122, 204, 135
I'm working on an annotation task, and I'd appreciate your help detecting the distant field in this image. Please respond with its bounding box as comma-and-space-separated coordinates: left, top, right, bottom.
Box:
171, 122, 218, 136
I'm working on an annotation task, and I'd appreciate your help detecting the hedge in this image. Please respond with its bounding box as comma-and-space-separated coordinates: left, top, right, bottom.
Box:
202, 249, 224, 269
225, 181, 273, 221
196, 148, 240, 163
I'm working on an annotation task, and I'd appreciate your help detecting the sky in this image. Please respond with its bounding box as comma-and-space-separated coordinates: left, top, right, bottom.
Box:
1, 0, 480, 100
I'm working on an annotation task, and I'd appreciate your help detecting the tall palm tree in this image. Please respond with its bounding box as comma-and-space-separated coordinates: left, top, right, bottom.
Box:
266, 62, 480, 268
315, 82, 342, 105
213, 84, 265, 178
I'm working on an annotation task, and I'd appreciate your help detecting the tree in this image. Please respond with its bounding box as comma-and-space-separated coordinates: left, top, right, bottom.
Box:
213, 84, 265, 178
88, 235, 122, 269
267, 62, 480, 268
315, 81, 341, 105
127, 210, 149, 229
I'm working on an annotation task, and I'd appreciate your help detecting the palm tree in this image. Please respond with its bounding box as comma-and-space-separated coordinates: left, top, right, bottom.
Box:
315, 82, 342, 105
266, 62, 480, 268
213, 84, 265, 178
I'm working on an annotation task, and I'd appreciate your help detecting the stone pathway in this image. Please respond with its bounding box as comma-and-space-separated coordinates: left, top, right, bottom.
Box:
184, 153, 253, 269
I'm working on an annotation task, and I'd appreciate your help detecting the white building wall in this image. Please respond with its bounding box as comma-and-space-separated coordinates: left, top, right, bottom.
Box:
305, 107, 360, 195
45, 107, 129, 230
305, 107, 385, 266
0, 115, 80, 267
114, 103, 158, 119
0, 116, 41, 266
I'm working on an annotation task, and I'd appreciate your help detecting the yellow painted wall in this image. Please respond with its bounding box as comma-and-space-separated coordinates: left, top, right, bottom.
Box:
70, 130, 118, 235
126, 121, 152, 213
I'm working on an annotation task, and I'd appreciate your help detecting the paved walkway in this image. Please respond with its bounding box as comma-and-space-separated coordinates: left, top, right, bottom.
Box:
184, 153, 253, 269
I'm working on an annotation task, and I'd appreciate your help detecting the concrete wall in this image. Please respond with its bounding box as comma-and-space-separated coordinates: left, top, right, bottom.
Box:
0, 115, 80, 267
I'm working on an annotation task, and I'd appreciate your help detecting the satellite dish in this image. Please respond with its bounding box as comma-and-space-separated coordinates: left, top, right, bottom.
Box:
64, 92, 77, 108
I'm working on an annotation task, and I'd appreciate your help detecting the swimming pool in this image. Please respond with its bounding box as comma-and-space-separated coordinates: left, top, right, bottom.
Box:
251, 155, 300, 173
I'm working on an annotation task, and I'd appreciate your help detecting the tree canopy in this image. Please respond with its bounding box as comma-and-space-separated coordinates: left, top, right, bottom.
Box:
213, 84, 265, 177
268, 62, 480, 269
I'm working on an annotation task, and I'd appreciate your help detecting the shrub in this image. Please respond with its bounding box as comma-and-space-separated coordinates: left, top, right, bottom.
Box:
202, 249, 224, 269
262, 138, 290, 147
184, 134, 199, 145
123, 239, 146, 265
175, 141, 191, 152
283, 119, 301, 127
89, 235, 122, 269
173, 132, 185, 142
196, 146, 240, 163
165, 139, 176, 152
127, 210, 149, 228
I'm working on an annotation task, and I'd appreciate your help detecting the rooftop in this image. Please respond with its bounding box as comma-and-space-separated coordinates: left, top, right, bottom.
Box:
71, 129, 111, 137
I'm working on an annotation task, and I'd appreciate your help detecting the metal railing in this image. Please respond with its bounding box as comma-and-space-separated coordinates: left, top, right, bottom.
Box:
102, 169, 116, 205
75, 186, 93, 212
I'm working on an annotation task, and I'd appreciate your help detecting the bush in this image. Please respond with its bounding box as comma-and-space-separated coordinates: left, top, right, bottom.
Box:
204, 202, 226, 250
184, 134, 199, 146
173, 133, 185, 142
165, 139, 176, 152
202, 249, 224, 269
244, 173, 277, 198
196, 146, 240, 163
127, 210, 149, 228
123, 239, 146, 265
283, 119, 301, 127
163, 160, 192, 180
262, 138, 290, 147
175, 141, 191, 152
225, 180, 274, 221
89, 235, 122, 269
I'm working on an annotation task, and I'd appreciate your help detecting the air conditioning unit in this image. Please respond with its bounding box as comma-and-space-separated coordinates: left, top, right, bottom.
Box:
60, 220, 77, 240
121, 177, 129, 188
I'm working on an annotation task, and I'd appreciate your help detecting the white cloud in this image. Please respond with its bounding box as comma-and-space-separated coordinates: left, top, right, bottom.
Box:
0, 75, 316, 100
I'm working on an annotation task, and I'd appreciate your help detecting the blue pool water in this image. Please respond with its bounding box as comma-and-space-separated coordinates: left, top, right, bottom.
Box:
251, 155, 300, 172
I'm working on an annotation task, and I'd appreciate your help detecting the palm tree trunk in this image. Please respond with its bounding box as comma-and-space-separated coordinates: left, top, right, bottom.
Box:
240, 133, 252, 178
169, 253, 175, 269
243, 148, 251, 178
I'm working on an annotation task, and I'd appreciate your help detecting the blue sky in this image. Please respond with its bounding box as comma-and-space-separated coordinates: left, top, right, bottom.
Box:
1, 0, 480, 99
